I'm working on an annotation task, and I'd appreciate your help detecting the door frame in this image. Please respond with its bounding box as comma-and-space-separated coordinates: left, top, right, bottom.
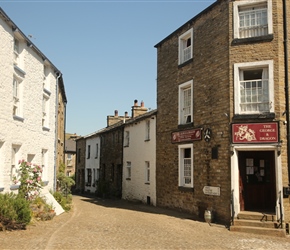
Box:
231, 144, 284, 218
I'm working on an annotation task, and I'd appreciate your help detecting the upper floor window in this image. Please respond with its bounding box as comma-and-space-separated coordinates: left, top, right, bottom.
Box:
42, 95, 49, 128
179, 80, 193, 125
124, 131, 130, 147
95, 143, 99, 158
87, 145, 91, 159
13, 77, 23, 118
234, 60, 274, 115
145, 120, 150, 141
233, 0, 272, 39
14, 38, 19, 54
178, 144, 193, 188
178, 28, 193, 65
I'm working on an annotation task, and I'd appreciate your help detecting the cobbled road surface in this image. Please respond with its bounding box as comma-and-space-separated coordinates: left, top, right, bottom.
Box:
1, 195, 290, 250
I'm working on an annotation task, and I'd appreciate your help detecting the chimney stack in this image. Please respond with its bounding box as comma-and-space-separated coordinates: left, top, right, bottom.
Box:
131, 99, 148, 118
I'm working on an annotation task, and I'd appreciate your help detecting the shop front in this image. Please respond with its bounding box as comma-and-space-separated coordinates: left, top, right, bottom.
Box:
230, 122, 283, 217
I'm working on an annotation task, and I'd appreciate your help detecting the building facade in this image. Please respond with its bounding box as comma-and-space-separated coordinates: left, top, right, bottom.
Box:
0, 8, 66, 193
155, 0, 290, 231
122, 109, 157, 205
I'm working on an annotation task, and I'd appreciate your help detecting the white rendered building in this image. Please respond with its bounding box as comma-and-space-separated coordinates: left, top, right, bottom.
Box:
84, 133, 101, 193
122, 109, 157, 205
0, 8, 66, 195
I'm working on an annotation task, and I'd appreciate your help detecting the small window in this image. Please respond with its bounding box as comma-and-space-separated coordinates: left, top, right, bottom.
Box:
234, 60, 274, 114
178, 144, 193, 188
124, 131, 130, 147
87, 168, 92, 186
145, 120, 150, 141
126, 161, 131, 179
14, 38, 19, 54
233, 0, 273, 39
87, 145, 91, 159
95, 143, 99, 158
145, 161, 150, 183
179, 80, 193, 125
42, 95, 49, 128
178, 28, 193, 65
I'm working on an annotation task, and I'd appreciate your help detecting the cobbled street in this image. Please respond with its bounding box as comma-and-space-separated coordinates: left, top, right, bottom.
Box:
1, 195, 290, 250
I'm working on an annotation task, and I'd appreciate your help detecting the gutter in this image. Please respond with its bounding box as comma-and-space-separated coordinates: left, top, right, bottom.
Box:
54, 72, 61, 191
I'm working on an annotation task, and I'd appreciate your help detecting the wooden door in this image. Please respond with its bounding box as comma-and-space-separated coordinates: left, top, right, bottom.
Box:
238, 151, 276, 212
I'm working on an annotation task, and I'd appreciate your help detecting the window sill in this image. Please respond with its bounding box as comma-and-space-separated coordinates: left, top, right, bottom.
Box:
126, 178, 131, 181
232, 34, 273, 46
144, 139, 150, 142
13, 115, 24, 122
14, 65, 26, 76
145, 182, 150, 185
124, 145, 129, 148
42, 126, 50, 131
43, 88, 51, 96
10, 184, 20, 190
178, 58, 193, 68
178, 186, 194, 192
233, 113, 275, 120
178, 122, 194, 129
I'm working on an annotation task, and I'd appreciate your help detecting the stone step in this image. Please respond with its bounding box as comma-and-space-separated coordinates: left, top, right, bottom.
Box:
230, 225, 286, 237
237, 211, 276, 221
233, 219, 278, 229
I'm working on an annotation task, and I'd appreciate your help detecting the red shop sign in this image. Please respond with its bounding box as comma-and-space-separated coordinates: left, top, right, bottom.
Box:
171, 128, 202, 143
232, 122, 279, 143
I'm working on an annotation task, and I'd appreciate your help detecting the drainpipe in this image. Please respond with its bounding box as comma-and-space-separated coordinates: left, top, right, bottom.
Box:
283, 0, 290, 190
54, 72, 61, 191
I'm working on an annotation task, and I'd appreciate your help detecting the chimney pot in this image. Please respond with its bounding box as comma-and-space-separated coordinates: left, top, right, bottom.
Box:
114, 110, 118, 117
141, 101, 144, 107
134, 99, 138, 106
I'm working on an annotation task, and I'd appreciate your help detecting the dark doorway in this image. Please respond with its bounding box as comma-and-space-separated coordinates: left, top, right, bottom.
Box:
238, 151, 276, 212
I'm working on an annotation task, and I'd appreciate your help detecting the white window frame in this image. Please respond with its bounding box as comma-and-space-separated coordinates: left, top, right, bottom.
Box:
42, 94, 49, 128
145, 120, 150, 141
13, 77, 23, 118
178, 144, 193, 188
145, 161, 150, 183
126, 161, 131, 179
11, 145, 20, 183
233, 0, 272, 39
234, 60, 274, 115
178, 80, 193, 125
178, 28, 193, 65
124, 131, 130, 147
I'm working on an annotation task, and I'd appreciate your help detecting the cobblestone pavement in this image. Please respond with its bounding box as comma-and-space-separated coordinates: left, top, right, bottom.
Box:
1, 195, 290, 250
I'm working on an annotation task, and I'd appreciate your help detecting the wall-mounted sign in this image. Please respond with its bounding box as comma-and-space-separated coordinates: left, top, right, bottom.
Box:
203, 186, 220, 196
204, 128, 212, 142
171, 128, 202, 143
232, 122, 279, 144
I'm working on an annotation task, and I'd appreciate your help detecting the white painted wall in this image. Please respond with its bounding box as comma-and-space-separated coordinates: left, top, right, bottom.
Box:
0, 14, 58, 193
85, 135, 101, 193
122, 113, 156, 206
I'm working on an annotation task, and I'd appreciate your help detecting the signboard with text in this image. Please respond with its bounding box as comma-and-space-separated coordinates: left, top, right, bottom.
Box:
171, 128, 202, 143
232, 122, 279, 144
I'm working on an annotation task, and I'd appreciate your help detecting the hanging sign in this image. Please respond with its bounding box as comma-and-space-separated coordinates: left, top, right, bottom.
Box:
232, 122, 279, 144
171, 128, 202, 143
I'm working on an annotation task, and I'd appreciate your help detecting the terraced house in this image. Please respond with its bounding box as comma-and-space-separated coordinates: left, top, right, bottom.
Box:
0, 8, 67, 195
155, 0, 290, 236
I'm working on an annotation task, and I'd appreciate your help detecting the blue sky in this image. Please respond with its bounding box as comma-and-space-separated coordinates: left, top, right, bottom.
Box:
1, 0, 215, 136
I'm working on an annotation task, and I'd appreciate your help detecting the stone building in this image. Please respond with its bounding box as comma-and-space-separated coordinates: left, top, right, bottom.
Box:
0, 8, 67, 194
75, 137, 86, 193
154, 0, 290, 235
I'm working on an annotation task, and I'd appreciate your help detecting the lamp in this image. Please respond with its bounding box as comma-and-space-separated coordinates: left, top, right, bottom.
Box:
277, 143, 282, 156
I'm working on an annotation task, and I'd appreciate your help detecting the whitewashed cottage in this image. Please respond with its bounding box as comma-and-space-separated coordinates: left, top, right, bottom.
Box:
0, 7, 66, 206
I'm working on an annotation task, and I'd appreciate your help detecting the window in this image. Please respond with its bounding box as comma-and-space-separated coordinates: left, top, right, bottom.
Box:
124, 131, 130, 147
126, 161, 131, 179
145, 161, 150, 183
13, 77, 22, 118
233, 0, 272, 39
86, 168, 92, 186
14, 38, 19, 54
41, 149, 48, 181
87, 145, 91, 159
234, 60, 274, 114
42, 95, 49, 128
179, 80, 193, 125
11, 145, 20, 183
145, 120, 150, 141
178, 144, 193, 188
78, 148, 81, 163
95, 143, 99, 158
178, 28, 193, 65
